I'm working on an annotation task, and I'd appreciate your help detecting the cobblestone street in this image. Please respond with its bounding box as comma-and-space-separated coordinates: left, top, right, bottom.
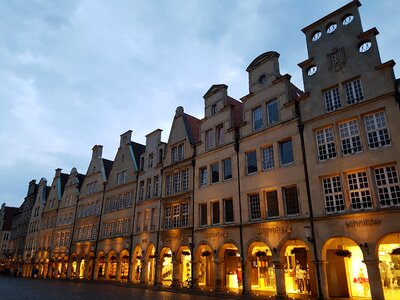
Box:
0, 277, 237, 300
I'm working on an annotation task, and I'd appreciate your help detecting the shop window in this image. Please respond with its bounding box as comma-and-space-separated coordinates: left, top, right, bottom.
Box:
364, 111, 391, 149
347, 171, 372, 210
224, 198, 234, 223
339, 119, 362, 155
323, 176, 345, 213
283, 186, 299, 216
316, 126, 337, 161
249, 194, 261, 221
374, 165, 400, 207
266, 190, 279, 218
246, 150, 258, 174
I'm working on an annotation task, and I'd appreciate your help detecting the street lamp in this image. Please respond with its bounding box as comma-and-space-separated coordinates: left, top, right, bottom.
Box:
304, 225, 314, 243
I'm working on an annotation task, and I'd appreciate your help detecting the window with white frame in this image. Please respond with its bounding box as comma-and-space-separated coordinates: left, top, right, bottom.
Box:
364, 111, 391, 149
205, 129, 214, 150
266, 99, 279, 125
148, 153, 154, 168
262, 145, 274, 171
316, 126, 337, 161
374, 165, 400, 207
117, 219, 123, 236
249, 194, 261, 221
181, 203, 189, 227
324, 86, 341, 112
164, 207, 171, 229
171, 147, 177, 163
199, 167, 208, 187
266, 190, 279, 218
252, 106, 263, 130
166, 175, 172, 196
173, 204, 180, 227
283, 186, 300, 216
339, 119, 362, 155
144, 210, 149, 231
347, 171, 372, 210
182, 169, 189, 191
323, 176, 345, 213
123, 218, 130, 235
173, 172, 181, 193
215, 124, 224, 146
178, 143, 184, 161
153, 175, 159, 197
345, 79, 364, 104
246, 150, 258, 174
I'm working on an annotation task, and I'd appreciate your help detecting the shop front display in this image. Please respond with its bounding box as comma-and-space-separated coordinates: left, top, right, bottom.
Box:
284, 245, 310, 294
378, 234, 400, 299
250, 245, 276, 292
224, 248, 241, 289
162, 249, 172, 285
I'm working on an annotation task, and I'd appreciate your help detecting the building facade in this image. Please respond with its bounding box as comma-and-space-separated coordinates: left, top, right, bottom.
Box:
0, 203, 19, 271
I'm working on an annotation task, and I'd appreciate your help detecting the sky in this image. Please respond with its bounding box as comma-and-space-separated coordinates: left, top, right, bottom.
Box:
1, 0, 399, 208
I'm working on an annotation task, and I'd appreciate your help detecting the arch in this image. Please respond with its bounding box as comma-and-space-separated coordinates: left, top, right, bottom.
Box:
160, 247, 173, 286
219, 242, 242, 290
119, 249, 130, 281
132, 245, 143, 283
196, 243, 213, 287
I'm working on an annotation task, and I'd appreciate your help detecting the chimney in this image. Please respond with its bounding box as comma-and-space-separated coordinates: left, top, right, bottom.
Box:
92, 145, 103, 159
120, 130, 132, 147
55, 168, 62, 178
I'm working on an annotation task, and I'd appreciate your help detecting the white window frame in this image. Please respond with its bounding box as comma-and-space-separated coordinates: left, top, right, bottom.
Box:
322, 176, 345, 213
339, 119, 362, 155
345, 79, 364, 104
364, 111, 391, 149
347, 171, 372, 210
316, 126, 337, 161
324, 86, 341, 112
374, 165, 400, 207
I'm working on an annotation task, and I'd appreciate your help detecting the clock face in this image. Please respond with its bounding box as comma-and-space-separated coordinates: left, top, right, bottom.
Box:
258, 74, 266, 86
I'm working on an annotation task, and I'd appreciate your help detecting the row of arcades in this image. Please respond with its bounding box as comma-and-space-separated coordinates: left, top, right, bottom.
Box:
14, 232, 400, 299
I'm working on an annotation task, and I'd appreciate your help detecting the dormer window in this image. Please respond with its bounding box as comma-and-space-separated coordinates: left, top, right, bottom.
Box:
205, 129, 214, 150
148, 153, 154, 168
215, 124, 224, 146
211, 104, 216, 115
171, 143, 184, 163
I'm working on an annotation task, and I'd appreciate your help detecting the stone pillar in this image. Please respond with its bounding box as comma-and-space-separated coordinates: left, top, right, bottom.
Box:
128, 261, 135, 283
171, 253, 180, 287
242, 260, 251, 294
116, 258, 122, 281
364, 259, 385, 300
154, 258, 163, 285
140, 258, 147, 284
93, 259, 99, 280
61, 261, 67, 279
104, 259, 109, 280
75, 259, 81, 279
192, 259, 199, 288
314, 260, 329, 300
66, 259, 73, 279
47, 261, 53, 279
273, 260, 288, 299
214, 259, 223, 291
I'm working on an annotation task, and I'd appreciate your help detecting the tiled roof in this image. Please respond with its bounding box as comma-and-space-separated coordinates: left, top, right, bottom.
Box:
130, 142, 146, 164
102, 159, 114, 179
227, 96, 243, 128
183, 113, 201, 145
2, 206, 19, 231
289, 82, 305, 102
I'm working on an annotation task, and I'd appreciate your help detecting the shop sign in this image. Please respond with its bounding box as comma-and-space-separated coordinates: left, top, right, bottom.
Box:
257, 226, 292, 235
345, 218, 381, 228
165, 236, 184, 242
205, 232, 228, 239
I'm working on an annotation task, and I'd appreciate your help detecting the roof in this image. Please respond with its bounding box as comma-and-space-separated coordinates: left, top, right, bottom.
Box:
60, 173, 69, 196
289, 82, 306, 102
102, 159, 114, 179
77, 173, 86, 191
246, 51, 280, 72
2, 206, 19, 231
130, 141, 146, 163
227, 97, 243, 128
203, 84, 228, 99
183, 113, 201, 145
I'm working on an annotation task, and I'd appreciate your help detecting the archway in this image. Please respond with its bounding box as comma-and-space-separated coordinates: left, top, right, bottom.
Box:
132, 246, 143, 283
177, 245, 191, 287
377, 233, 400, 299
283, 241, 314, 295
161, 247, 173, 286
220, 243, 242, 290
143, 243, 156, 284
108, 251, 117, 280
197, 245, 213, 287
119, 250, 129, 282
78, 253, 86, 279
248, 242, 276, 292
323, 237, 370, 298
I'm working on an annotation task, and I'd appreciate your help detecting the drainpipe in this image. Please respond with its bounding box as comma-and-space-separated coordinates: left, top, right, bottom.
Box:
91, 181, 107, 280
67, 179, 80, 279
129, 171, 140, 283
190, 145, 196, 288
234, 127, 246, 294
153, 168, 164, 286
296, 100, 323, 300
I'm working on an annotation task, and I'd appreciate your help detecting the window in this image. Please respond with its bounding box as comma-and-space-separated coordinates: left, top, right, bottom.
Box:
324, 86, 341, 112
374, 165, 400, 207
158, 148, 163, 164
153, 175, 159, 197
205, 129, 214, 150
266, 100, 278, 125
182, 169, 189, 191
211, 162, 219, 184
215, 124, 224, 146
212, 202, 220, 225
249, 194, 261, 221
266, 190, 279, 218
339, 119, 362, 155
139, 181, 144, 201
164, 207, 171, 229
178, 144, 184, 161
144, 210, 149, 231
211, 104, 216, 115
148, 153, 154, 168
224, 198, 234, 223
173, 172, 181, 193
345, 79, 364, 104
280, 140, 294, 166
262, 145, 274, 171
182, 203, 189, 227
347, 171, 372, 210
252, 106, 263, 130
364, 111, 391, 149
171, 146, 177, 163
223, 158, 232, 180
283, 186, 299, 216
116, 170, 127, 185
123, 218, 130, 235
200, 203, 208, 226
173, 204, 180, 227
323, 176, 345, 213
246, 151, 257, 174
165, 175, 172, 196
151, 208, 157, 230
316, 127, 337, 161
199, 167, 208, 187
146, 178, 152, 199
136, 212, 142, 232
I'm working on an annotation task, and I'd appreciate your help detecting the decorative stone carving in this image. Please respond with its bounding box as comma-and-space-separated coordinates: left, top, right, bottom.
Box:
326, 47, 346, 72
